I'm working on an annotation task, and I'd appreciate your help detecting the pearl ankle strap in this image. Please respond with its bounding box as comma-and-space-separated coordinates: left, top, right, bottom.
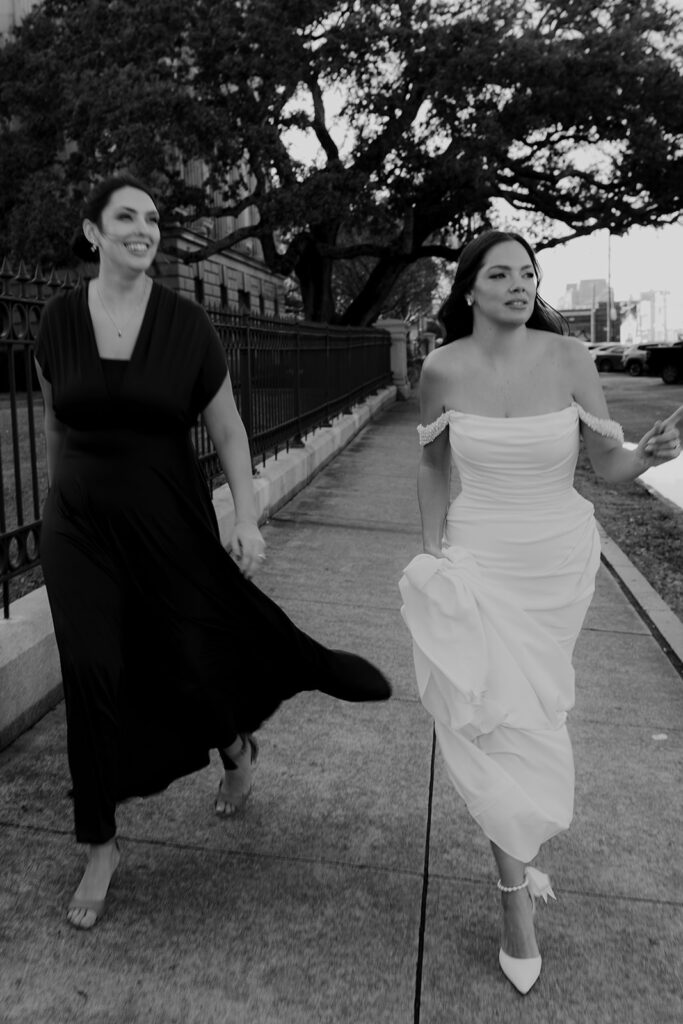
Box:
497, 878, 529, 893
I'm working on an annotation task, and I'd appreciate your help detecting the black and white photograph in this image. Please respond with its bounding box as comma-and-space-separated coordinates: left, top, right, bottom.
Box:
1, 1, 682, 1022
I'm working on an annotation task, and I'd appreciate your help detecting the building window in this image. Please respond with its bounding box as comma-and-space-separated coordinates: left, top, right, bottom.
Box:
220, 282, 228, 308
194, 276, 204, 305
238, 289, 251, 313
259, 294, 265, 316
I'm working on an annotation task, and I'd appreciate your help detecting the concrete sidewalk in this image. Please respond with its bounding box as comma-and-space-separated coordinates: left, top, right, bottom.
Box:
1, 394, 682, 1024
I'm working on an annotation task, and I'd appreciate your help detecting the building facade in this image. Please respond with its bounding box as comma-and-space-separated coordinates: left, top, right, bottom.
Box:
558, 279, 621, 343
560, 302, 620, 344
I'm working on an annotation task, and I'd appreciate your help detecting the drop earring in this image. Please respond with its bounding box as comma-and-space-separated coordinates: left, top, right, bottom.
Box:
90, 242, 97, 253
466, 295, 473, 306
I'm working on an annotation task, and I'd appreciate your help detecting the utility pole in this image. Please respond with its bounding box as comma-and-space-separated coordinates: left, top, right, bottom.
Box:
661, 290, 670, 340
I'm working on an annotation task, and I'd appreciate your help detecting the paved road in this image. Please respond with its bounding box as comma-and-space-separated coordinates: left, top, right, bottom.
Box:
1, 393, 682, 1023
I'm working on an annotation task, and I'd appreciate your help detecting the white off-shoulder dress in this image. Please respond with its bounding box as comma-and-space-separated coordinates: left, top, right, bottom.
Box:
399, 403, 622, 861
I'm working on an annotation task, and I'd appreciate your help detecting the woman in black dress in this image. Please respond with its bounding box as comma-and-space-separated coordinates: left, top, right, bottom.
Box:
35, 175, 391, 930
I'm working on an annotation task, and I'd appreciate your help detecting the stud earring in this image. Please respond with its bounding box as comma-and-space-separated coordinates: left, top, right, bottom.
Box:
466, 296, 473, 306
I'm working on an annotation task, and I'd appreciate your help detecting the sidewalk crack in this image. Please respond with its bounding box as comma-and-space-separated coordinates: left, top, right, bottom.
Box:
414, 726, 436, 1024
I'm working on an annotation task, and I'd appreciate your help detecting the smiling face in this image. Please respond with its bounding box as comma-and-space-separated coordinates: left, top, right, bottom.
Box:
469, 240, 538, 327
85, 185, 160, 274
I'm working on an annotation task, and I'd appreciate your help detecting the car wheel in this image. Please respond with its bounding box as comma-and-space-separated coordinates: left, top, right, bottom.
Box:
661, 363, 681, 385
627, 361, 642, 376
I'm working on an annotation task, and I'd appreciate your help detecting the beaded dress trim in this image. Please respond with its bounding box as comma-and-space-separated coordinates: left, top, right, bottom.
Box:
416, 402, 624, 446
571, 401, 624, 443
417, 411, 451, 446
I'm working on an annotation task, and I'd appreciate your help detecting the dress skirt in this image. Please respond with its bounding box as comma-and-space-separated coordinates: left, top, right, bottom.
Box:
399, 407, 601, 862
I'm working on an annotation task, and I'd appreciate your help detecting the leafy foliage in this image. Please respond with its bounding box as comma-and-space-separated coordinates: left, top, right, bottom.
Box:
1, 0, 682, 321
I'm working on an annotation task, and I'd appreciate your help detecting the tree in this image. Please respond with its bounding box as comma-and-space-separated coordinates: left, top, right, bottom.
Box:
1, 0, 683, 323
332, 240, 444, 323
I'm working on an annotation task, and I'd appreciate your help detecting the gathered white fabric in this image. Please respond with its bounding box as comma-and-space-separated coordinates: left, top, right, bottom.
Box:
400, 406, 600, 862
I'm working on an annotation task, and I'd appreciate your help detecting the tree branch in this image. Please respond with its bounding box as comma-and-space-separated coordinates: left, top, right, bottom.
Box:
175, 224, 265, 263
307, 74, 341, 164
208, 193, 257, 219
320, 242, 394, 259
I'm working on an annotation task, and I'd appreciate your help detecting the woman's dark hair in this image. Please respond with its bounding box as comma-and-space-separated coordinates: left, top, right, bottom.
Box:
438, 229, 568, 342
71, 173, 158, 262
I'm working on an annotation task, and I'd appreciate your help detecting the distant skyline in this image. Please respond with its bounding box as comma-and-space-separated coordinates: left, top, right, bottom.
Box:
535, 224, 683, 329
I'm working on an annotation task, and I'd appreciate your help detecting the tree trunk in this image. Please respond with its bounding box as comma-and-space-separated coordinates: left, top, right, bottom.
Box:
339, 254, 413, 326
294, 229, 338, 323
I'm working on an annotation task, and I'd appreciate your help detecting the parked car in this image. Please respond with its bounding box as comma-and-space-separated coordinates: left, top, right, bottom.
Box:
622, 342, 670, 376
645, 341, 683, 384
591, 343, 627, 372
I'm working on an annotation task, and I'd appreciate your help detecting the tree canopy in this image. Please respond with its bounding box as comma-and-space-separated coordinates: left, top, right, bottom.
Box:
1, 0, 683, 323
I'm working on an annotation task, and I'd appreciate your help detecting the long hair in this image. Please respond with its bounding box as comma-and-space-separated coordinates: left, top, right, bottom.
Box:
71, 174, 158, 262
438, 230, 568, 343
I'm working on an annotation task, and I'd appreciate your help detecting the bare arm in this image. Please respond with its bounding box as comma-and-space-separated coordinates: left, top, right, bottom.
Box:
202, 374, 265, 577
566, 341, 680, 482
417, 353, 452, 556
35, 360, 66, 486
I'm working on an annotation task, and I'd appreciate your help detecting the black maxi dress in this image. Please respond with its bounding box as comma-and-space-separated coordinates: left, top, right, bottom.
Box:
36, 281, 390, 844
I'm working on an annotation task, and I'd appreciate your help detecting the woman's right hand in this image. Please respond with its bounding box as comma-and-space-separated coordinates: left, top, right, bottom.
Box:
635, 405, 683, 466
229, 520, 266, 580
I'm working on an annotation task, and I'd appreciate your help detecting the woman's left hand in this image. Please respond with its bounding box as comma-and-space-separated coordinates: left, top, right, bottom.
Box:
636, 405, 683, 466
229, 521, 266, 579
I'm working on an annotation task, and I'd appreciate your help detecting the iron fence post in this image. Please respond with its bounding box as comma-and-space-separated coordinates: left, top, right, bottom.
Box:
239, 313, 253, 448
293, 325, 304, 446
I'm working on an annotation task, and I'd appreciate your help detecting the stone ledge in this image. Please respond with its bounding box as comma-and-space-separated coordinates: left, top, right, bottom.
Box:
0, 386, 397, 752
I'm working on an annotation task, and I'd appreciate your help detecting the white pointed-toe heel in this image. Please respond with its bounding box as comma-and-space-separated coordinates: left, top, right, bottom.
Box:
498, 947, 542, 995
497, 867, 555, 995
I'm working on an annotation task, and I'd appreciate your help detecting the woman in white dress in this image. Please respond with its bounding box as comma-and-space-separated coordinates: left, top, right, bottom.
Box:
399, 230, 681, 994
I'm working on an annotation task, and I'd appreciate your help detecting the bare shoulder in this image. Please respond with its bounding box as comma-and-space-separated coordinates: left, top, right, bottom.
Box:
424, 339, 473, 381
528, 329, 592, 376
420, 343, 466, 421
531, 331, 607, 411
559, 338, 599, 397
553, 333, 592, 365
526, 329, 583, 358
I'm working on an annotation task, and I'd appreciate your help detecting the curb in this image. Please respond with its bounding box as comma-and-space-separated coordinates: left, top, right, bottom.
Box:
597, 522, 683, 673
0, 385, 397, 752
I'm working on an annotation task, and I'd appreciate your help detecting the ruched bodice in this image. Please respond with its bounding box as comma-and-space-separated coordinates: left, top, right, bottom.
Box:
448, 406, 582, 511
400, 405, 602, 861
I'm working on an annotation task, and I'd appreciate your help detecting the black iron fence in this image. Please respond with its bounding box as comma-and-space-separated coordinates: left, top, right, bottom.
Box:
0, 261, 392, 618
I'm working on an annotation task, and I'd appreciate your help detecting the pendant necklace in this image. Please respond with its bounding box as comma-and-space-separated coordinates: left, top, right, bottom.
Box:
96, 277, 150, 338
